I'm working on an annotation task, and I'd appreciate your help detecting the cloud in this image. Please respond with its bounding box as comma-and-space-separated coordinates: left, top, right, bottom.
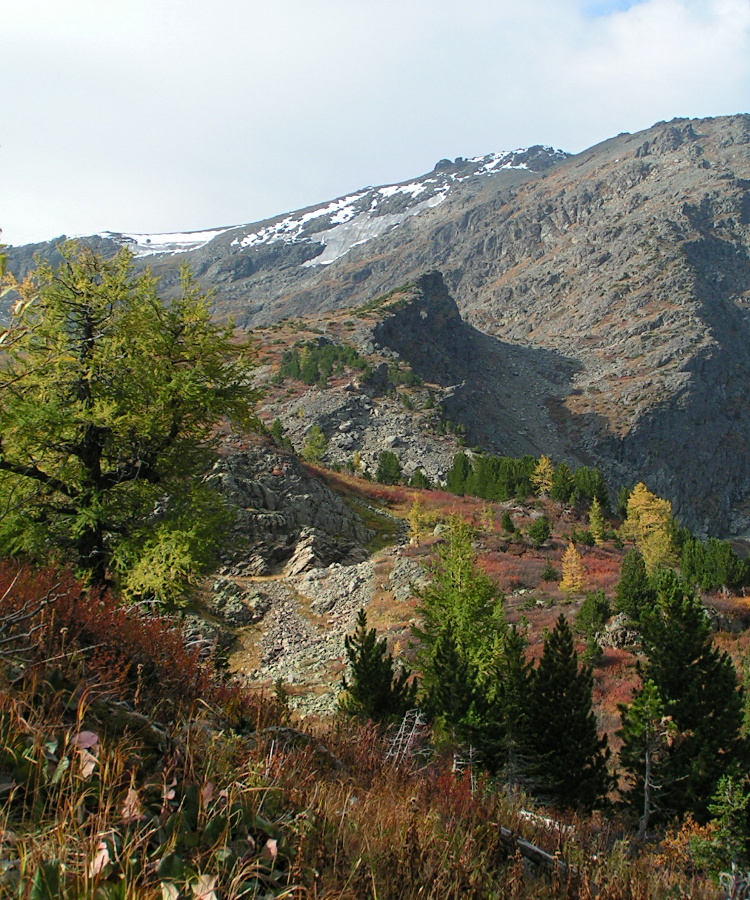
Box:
2, 0, 749, 246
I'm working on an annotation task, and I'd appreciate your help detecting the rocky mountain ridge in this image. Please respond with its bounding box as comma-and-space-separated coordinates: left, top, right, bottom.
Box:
6, 114, 750, 535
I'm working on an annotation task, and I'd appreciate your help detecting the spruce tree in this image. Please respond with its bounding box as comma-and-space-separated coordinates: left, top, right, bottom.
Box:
526, 614, 611, 810
376, 450, 403, 484
621, 571, 745, 821
614, 548, 654, 623
341, 609, 417, 722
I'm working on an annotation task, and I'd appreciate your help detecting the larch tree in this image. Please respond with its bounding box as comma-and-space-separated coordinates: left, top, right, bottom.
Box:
560, 541, 586, 594
0, 244, 258, 603
531, 454, 555, 497
620, 482, 677, 574
589, 496, 606, 545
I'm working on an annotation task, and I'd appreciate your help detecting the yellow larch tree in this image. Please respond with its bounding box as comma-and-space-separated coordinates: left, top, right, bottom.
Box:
532, 454, 555, 497
620, 482, 677, 574
560, 541, 586, 594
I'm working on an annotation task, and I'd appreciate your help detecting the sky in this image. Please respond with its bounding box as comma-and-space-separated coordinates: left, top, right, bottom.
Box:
2, 0, 750, 247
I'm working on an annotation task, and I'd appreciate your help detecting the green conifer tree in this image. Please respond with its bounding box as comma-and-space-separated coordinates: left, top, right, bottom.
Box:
375, 450, 403, 484
446, 452, 472, 495
614, 548, 654, 623
301, 425, 327, 464
617, 679, 676, 838
526, 614, 612, 810
341, 609, 417, 722
622, 571, 745, 821
550, 461, 575, 504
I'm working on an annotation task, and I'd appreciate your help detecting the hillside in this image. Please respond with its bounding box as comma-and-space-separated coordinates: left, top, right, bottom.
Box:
7, 114, 750, 536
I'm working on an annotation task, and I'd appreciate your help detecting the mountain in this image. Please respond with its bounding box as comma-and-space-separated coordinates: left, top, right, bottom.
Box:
6, 114, 750, 536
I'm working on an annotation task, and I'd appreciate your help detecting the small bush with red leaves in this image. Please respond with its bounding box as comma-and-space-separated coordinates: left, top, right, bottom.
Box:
0, 562, 276, 728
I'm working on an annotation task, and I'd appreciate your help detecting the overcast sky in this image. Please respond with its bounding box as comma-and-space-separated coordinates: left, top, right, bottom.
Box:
2, 0, 749, 247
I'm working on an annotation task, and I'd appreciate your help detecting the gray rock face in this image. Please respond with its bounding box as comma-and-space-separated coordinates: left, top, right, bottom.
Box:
208, 443, 372, 574
208, 577, 271, 626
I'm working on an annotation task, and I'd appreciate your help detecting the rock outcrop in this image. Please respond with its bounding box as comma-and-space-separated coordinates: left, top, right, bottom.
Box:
208, 443, 372, 575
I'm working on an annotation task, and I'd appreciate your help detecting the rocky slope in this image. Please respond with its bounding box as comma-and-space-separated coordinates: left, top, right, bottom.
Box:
7, 114, 750, 534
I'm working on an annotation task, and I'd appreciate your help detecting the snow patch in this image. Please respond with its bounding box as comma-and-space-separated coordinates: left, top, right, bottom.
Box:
302, 190, 448, 267
98, 228, 230, 257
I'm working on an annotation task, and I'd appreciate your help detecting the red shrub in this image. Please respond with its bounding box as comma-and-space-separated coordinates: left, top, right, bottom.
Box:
0, 561, 279, 728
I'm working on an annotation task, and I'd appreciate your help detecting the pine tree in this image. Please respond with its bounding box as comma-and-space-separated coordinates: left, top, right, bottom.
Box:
527, 516, 551, 548
341, 609, 417, 722
550, 461, 575, 504
531, 455, 555, 496
446, 452, 472, 495
526, 614, 611, 810
376, 450, 403, 484
620, 482, 677, 574
560, 542, 585, 594
622, 571, 745, 821
617, 679, 676, 838
589, 497, 606, 545
614, 548, 655, 623
0, 244, 257, 601
423, 627, 479, 737
302, 425, 327, 464
409, 467, 431, 489
572, 466, 609, 509
493, 626, 532, 787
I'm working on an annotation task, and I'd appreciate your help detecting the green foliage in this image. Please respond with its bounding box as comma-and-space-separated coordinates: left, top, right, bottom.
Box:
699, 776, 750, 873
301, 425, 327, 464
589, 496, 606, 544
573, 466, 610, 510
278, 339, 368, 386
626, 571, 745, 822
526, 614, 612, 810
375, 450, 403, 484
0, 244, 257, 601
570, 526, 596, 547
409, 467, 432, 489
270, 417, 292, 449
575, 589, 611, 639
526, 516, 551, 548
617, 485, 632, 519
550, 461, 575, 504
444, 452, 609, 511
415, 517, 506, 684
446, 452, 471, 495
341, 609, 417, 722
617, 679, 675, 836
614, 548, 655, 623
541, 560, 559, 581
681, 535, 749, 592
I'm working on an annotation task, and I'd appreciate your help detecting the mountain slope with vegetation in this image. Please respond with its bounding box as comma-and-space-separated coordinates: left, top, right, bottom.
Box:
7, 115, 750, 535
